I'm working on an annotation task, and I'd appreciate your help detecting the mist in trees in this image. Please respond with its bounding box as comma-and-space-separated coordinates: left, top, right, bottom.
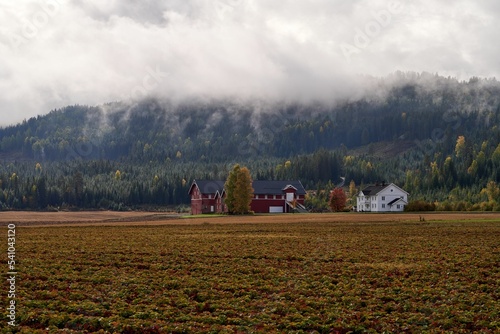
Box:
1, 73, 500, 211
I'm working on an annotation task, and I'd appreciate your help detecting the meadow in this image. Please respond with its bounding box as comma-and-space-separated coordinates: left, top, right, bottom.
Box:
2, 213, 499, 333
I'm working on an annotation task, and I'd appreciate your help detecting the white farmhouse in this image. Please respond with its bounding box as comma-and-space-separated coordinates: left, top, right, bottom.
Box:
357, 183, 408, 212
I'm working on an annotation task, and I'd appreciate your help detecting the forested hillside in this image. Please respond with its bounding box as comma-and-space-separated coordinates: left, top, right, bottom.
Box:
1, 72, 500, 211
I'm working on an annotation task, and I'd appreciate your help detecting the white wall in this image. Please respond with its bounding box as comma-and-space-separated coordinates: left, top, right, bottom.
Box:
377, 184, 407, 212
357, 184, 408, 212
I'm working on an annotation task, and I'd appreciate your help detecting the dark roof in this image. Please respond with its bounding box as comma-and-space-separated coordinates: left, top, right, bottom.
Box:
252, 180, 306, 195
360, 183, 409, 196
189, 180, 225, 195
387, 198, 400, 205
388, 198, 407, 206
360, 185, 387, 196
190, 180, 306, 195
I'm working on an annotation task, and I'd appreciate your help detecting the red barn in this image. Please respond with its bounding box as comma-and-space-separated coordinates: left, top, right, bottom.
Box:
215, 190, 228, 214
189, 180, 307, 214
188, 180, 225, 215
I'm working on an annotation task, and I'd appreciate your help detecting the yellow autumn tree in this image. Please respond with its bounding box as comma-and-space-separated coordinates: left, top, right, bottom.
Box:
224, 164, 240, 213
349, 180, 357, 199
225, 164, 254, 214
492, 144, 500, 164
234, 167, 254, 214
481, 181, 500, 203
455, 135, 466, 158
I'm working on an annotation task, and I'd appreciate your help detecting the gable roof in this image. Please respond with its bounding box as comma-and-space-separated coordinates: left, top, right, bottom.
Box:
360, 185, 387, 196
252, 180, 306, 195
387, 197, 408, 206
188, 180, 306, 195
359, 183, 408, 196
189, 180, 306, 196
189, 180, 225, 195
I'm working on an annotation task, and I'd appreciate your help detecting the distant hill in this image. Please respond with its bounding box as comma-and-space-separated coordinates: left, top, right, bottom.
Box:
1, 72, 499, 163
1, 72, 500, 211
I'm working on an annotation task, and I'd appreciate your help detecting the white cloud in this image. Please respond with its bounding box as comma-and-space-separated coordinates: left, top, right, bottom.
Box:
0, 0, 499, 125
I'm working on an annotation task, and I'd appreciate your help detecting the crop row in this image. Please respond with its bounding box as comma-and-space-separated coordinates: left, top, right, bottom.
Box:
2, 221, 499, 333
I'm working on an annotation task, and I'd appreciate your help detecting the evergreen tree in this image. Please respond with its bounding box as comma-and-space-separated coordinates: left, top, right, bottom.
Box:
73, 171, 84, 206
36, 177, 48, 209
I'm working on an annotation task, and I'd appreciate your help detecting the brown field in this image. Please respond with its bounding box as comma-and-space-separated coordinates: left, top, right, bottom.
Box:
3, 211, 499, 332
2, 211, 500, 227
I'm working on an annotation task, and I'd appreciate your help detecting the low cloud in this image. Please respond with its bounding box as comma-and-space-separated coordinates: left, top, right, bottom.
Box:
0, 0, 499, 126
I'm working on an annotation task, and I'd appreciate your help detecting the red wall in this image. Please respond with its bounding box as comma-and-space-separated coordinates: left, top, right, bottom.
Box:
201, 196, 217, 214
191, 184, 305, 214
251, 196, 305, 213
216, 195, 228, 213
190, 187, 217, 214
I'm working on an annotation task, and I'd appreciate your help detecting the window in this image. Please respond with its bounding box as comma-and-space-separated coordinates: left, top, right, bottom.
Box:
397, 205, 400, 209
382, 204, 385, 208
382, 196, 385, 200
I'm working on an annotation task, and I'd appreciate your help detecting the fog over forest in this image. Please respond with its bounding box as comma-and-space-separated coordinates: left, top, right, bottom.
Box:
1, 0, 500, 125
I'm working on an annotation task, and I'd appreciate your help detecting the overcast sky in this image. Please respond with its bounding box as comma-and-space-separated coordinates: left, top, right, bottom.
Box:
0, 0, 499, 126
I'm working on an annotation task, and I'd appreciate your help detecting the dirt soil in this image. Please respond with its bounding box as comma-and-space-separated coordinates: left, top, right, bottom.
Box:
1, 211, 500, 227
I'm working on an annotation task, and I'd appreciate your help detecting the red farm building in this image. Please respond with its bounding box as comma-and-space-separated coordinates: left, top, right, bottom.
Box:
188, 180, 307, 214
188, 180, 225, 215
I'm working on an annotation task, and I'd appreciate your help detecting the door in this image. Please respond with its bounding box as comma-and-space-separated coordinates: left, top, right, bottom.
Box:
269, 206, 283, 213
286, 192, 294, 201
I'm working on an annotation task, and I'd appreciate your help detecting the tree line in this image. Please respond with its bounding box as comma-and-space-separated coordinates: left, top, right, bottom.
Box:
1, 141, 500, 211
1, 74, 499, 163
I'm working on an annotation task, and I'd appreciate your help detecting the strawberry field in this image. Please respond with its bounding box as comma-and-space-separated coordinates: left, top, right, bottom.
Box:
3, 219, 500, 333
